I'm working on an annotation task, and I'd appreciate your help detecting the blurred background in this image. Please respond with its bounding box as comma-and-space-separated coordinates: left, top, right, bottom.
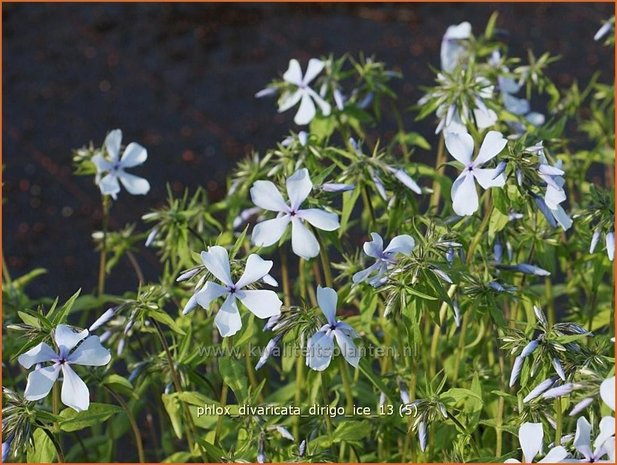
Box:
3, 3, 614, 298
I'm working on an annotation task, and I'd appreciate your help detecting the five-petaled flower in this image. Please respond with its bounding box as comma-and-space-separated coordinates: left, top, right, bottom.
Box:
18, 324, 111, 412
250, 168, 340, 259
183, 246, 282, 337
352, 232, 415, 287
278, 58, 331, 125
92, 129, 150, 200
445, 130, 507, 216
306, 286, 360, 371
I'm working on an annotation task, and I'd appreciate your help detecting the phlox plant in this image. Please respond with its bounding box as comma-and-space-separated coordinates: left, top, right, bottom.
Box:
2, 13, 615, 464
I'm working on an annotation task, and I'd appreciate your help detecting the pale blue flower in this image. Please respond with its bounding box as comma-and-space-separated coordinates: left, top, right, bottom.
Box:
353, 233, 415, 287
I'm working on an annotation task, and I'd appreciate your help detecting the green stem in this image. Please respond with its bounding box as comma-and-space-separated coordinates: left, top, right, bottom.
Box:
280, 249, 292, 308
338, 358, 354, 413
555, 398, 563, 445
42, 428, 65, 463
105, 387, 145, 462
97, 196, 110, 296
318, 234, 334, 288
293, 352, 304, 440
429, 136, 446, 210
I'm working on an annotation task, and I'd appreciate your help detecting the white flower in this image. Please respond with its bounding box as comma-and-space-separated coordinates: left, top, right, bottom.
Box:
353, 233, 415, 287
505, 422, 568, 463
306, 286, 360, 371
183, 246, 282, 337
600, 376, 615, 411
571, 417, 614, 463
278, 59, 331, 125
250, 168, 340, 259
92, 129, 150, 200
18, 325, 112, 412
440, 22, 472, 72
445, 130, 507, 216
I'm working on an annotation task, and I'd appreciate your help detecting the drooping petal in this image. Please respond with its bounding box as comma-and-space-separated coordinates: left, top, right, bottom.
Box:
307, 88, 332, 116
294, 92, 317, 125
67, 336, 111, 366
444, 131, 474, 165
61, 364, 90, 412
286, 168, 313, 211
544, 184, 566, 209
116, 174, 149, 198
333, 329, 360, 368
282, 59, 303, 86
182, 293, 198, 316
200, 246, 233, 286
305, 330, 334, 371
104, 129, 122, 160
475, 131, 507, 166
352, 262, 382, 285
18, 342, 58, 369
473, 167, 506, 189
303, 58, 325, 84
574, 417, 593, 461
451, 173, 478, 216
237, 289, 282, 319
252, 216, 291, 247
54, 325, 89, 354
194, 281, 229, 315
383, 235, 415, 255
250, 180, 289, 212
519, 422, 544, 463
290, 218, 320, 259
538, 446, 568, 463
24, 365, 60, 401
550, 204, 573, 231
120, 143, 147, 168
363, 233, 384, 258
316, 286, 338, 325
235, 254, 273, 289
600, 376, 615, 411
296, 208, 339, 231
214, 296, 243, 337
98, 174, 121, 198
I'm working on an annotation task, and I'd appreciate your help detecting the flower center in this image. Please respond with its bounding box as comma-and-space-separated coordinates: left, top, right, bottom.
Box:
289, 210, 297, 217
228, 285, 237, 294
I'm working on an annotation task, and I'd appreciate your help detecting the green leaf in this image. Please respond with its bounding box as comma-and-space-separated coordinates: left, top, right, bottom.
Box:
162, 393, 184, 439
59, 403, 123, 432
218, 356, 248, 402
358, 359, 394, 403
27, 429, 56, 463
48, 289, 81, 325
149, 308, 186, 335
102, 374, 134, 396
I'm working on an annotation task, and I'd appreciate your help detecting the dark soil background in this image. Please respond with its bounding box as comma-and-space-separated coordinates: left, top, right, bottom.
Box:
3, 3, 614, 299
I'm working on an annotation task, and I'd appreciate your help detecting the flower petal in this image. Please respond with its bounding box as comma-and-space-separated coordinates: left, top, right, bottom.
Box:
538, 446, 568, 463
451, 173, 478, 216
307, 88, 331, 116
473, 168, 506, 189
120, 143, 147, 168
252, 215, 291, 247
250, 180, 289, 212
303, 58, 325, 84
214, 296, 242, 337
278, 89, 303, 113
389, 168, 422, 194
606, 232, 615, 261
287, 168, 313, 211
92, 153, 112, 173
24, 365, 60, 401
475, 130, 507, 166
98, 174, 121, 198
291, 217, 320, 259
235, 254, 274, 289
600, 376, 615, 411
594, 416, 615, 451
61, 364, 90, 412
333, 329, 360, 368
237, 289, 282, 319
118, 172, 150, 196
352, 262, 382, 285
383, 235, 415, 255
18, 342, 58, 369
294, 92, 316, 125
283, 59, 303, 86
306, 330, 334, 371
316, 285, 338, 325
574, 417, 593, 461
67, 336, 111, 366
201, 246, 233, 286
363, 233, 384, 258
519, 422, 544, 463
296, 208, 339, 231
104, 129, 122, 160
54, 325, 89, 354
445, 131, 474, 165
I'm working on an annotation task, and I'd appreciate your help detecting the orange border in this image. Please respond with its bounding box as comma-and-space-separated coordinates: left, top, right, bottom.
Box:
0, 1, 615, 464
